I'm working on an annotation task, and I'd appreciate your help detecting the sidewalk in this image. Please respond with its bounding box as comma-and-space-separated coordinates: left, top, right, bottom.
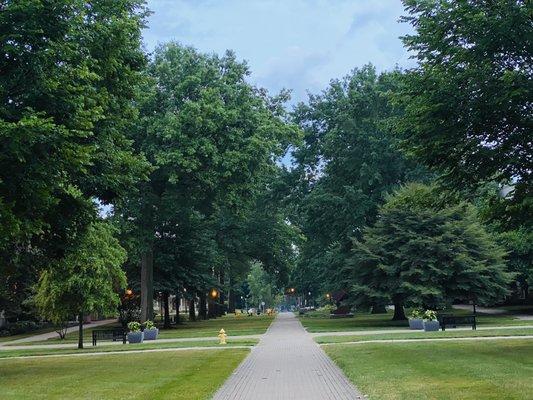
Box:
1, 318, 116, 345
212, 312, 362, 400
0, 334, 262, 351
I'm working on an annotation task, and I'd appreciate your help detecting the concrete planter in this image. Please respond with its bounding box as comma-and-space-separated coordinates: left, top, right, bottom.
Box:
408, 318, 424, 330
143, 328, 158, 340
127, 331, 144, 343
423, 320, 440, 332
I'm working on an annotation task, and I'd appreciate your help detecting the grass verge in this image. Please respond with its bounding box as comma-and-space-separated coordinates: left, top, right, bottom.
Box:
325, 339, 533, 400
300, 308, 533, 333
315, 327, 533, 344
0, 349, 248, 400
0, 338, 258, 359
18, 314, 273, 345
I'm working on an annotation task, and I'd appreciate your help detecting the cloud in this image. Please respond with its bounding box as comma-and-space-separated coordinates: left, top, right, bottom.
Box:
143, 0, 415, 105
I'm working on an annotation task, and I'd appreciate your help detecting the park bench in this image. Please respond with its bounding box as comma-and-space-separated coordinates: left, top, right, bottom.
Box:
92, 329, 127, 346
438, 314, 476, 331
329, 305, 354, 319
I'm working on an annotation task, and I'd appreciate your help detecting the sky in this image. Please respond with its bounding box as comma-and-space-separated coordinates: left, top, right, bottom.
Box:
143, 0, 416, 105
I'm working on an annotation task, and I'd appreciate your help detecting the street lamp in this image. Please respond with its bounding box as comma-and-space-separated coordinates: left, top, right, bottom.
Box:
210, 288, 219, 299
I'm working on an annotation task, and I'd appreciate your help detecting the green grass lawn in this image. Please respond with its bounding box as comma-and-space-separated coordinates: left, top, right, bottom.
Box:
300, 307, 533, 333
0, 349, 248, 399
0, 326, 61, 343
325, 339, 533, 400
22, 314, 273, 345
315, 327, 533, 344
0, 338, 258, 359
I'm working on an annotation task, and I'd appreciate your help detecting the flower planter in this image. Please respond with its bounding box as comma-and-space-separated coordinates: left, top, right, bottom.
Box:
127, 331, 144, 343
143, 328, 158, 340
423, 320, 440, 332
408, 318, 424, 330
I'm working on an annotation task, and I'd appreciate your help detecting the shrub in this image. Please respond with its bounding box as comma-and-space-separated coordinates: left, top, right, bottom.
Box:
410, 308, 423, 319
423, 310, 438, 321
127, 321, 141, 332
118, 296, 141, 328
144, 320, 155, 330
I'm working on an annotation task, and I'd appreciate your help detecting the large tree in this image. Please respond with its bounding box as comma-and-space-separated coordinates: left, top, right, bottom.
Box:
117, 43, 299, 320
291, 66, 426, 298
399, 0, 532, 228
0, 0, 148, 317
35, 222, 127, 348
347, 183, 513, 320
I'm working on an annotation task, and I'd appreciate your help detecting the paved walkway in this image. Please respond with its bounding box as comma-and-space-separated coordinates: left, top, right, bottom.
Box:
2, 318, 116, 345
212, 312, 362, 400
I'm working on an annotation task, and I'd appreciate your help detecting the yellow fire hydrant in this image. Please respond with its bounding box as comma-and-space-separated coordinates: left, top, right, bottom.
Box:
218, 329, 227, 345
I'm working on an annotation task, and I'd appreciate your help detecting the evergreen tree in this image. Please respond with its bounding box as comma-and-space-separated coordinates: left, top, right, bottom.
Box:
347, 184, 513, 320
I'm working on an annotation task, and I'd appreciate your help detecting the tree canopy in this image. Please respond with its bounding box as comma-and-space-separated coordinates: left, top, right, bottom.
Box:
398, 0, 532, 228
346, 183, 513, 320
290, 65, 427, 296
0, 0, 148, 318
35, 222, 127, 347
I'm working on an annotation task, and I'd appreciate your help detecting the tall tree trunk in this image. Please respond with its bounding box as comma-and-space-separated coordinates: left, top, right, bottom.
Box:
218, 268, 225, 316
163, 291, 171, 329
78, 312, 83, 349
140, 247, 154, 322
228, 286, 236, 313
208, 297, 216, 319
199, 293, 207, 320
371, 303, 387, 314
188, 298, 196, 322
175, 291, 180, 324
392, 301, 406, 321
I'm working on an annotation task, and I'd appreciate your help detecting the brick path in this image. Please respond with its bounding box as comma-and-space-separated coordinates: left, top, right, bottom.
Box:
212, 312, 362, 400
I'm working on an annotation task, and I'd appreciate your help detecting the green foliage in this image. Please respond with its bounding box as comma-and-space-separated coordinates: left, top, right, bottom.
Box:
399, 0, 532, 227
347, 183, 514, 311
0, 0, 148, 318
410, 308, 423, 319
291, 65, 427, 295
423, 310, 437, 322
498, 228, 533, 298
34, 222, 127, 324
127, 321, 142, 332
144, 320, 155, 330
117, 43, 300, 312
246, 263, 278, 308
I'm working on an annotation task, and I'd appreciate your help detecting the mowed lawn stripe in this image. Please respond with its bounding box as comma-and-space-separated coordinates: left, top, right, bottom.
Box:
0, 349, 249, 400
324, 339, 533, 400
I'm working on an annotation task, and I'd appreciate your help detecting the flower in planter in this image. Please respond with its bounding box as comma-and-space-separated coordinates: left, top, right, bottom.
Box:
142, 320, 158, 340
144, 320, 155, 330
408, 308, 424, 329
127, 321, 142, 332
423, 310, 437, 321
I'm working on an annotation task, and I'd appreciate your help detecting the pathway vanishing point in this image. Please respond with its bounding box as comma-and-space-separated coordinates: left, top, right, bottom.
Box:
212, 312, 363, 400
